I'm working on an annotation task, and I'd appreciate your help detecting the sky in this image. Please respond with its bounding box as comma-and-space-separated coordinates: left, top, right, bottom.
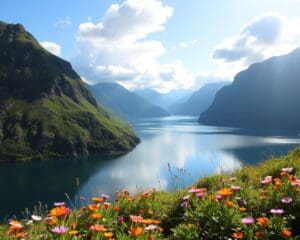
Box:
1, 0, 300, 92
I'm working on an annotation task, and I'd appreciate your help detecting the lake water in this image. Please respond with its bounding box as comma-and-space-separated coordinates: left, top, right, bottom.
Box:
1, 116, 300, 219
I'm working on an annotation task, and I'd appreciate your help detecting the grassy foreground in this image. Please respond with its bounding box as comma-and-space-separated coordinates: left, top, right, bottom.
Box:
1, 149, 300, 239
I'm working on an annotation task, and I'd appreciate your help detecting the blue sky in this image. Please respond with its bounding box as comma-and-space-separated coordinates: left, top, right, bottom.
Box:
2, 0, 300, 92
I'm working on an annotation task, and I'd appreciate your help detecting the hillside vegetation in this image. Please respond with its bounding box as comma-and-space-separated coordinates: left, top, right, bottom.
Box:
1, 148, 300, 239
0, 21, 139, 161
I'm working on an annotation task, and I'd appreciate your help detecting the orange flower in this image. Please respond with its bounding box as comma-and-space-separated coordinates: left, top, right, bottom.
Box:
130, 226, 143, 236
239, 207, 246, 212
255, 231, 262, 238
280, 171, 287, 177
92, 197, 103, 203
226, 200, 234, 208
113, 206, 120, 212
256, 217, 268, 227
49, 206, 70, 217
144, 219, 153, 225
90, 224, 107, 232
232, 232, 243, 239
259, 196, 267, 200
152, 220, 161, 225
218, 188, 232, 198
209, 195, 215, 201
260, 189, 268, 195
44, 217, 57, 226
91, 213, 102, 220
282, 229, 292, 238
130, 215, 144, 223
104, 232, 114, 238
16, 232, 27, 238
69, 230, 79, 236
88, 204, 99, 211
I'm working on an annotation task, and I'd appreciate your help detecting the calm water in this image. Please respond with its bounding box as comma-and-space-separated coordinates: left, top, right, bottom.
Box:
1, 116, 300, 219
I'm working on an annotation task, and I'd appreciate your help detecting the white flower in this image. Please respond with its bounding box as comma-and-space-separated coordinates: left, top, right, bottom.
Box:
31, 215, 42, 221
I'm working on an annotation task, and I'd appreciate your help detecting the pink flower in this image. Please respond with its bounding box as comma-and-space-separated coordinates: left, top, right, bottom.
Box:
52, 226, 69, 234
189, 188, 201, 193
216, 195, 223, 201
241, 217, 254, 225
230, 177, 236, 182
230, 185, 241, 192
101, 194, 109, 200
281, 197, 293, 204
196, 192, 205, 199
181, 201, 189, 208
261, 176, 272, 185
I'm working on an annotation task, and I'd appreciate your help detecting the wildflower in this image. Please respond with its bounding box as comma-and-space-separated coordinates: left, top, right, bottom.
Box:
44, 217, 57, 226
281, 197, 293, 204
230, 177, 237, 182
226, 200, 234, 208
255, 231, 262, 238
231, 185, 241, 191
182, 195, 191, 201
270, 209, 284, 215
104, 232, 114, 238
69, 230, 79, 236
189, 188, 201, 193
180, 201, 189, 208
90, 224, 107, 232
52, 226, 69, 235
54, 202, 65, 206
281, 167, 293, 173
218, 188, 232, 198
196, 192, 205, 199
239, 207, 246, 212
282, 229, 292, 237
152, 220, 161, 225
216, 195, 223, 201
113, 205, 120, 212
118, 215, 124, 223
31, 215, 42, 221
129, 226, 143, 236
130, 215, 144, 223
145, 225, 157, 231
9, 220, 23, 228
103, 202, 112, 209
16, 232, 27, 238
49, 206, 70, 217
232, 232, 244, 239
256, 217, 268, 227
101, 194, 110, 200
91, 213, 102, 219
88, 204, 99, 211
261, 176, 272, 185
144, 219, 153, 225
241, 217, 254, 225
92, 197, 103, 203
143, 191, 150, 198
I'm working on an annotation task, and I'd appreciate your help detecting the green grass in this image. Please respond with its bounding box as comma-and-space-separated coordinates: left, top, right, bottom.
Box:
1, 148, 300, 239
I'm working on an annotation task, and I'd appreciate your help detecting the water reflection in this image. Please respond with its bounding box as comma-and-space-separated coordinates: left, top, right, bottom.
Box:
0, 116, 300, 219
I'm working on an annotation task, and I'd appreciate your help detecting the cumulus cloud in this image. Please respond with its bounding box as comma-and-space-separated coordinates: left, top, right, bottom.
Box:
40, 41, 61, 56
213, 13, 300, 67
72, 0, 192, 91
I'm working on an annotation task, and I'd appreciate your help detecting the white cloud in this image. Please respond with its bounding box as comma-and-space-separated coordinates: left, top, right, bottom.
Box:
178, 39, 198, 49
54, 16, 72, 28
40, 41, 61, 56
212, 13, 300, 78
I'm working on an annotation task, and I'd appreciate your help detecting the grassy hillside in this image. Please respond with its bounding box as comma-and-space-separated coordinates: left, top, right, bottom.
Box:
1, 148, 300, 239
0, 21, 139, 161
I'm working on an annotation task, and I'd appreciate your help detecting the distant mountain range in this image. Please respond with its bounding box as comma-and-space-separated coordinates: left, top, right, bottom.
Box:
0, 21, 138, 161
89, 82, 169, 120
200, 48, 300, 131
134, 88, 193, 110
169, 82, 230, 116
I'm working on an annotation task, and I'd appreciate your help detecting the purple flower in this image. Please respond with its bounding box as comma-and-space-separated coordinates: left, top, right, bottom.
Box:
270, 209, 284, 215
101, 194, 109, 200
241, 217, 254, 225
230, 185, 241, 192
216, 195, 223, 201
54, 202, 65, 207
118, 215, 124, 223
52, 226, 69, 234
281, 197, 293, 204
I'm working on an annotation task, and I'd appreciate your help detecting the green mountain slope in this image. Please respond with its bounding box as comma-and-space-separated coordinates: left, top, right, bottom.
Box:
0, 21, 139, 161
89, 82, 170, 120
200, 47, 300, 131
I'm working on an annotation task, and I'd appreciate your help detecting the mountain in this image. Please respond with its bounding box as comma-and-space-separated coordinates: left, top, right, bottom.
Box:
170, 82, 230, 116
134, 88, 194, 110
200, 48, 300, 131
89, 82, 169, 120
0, 21, 139, 161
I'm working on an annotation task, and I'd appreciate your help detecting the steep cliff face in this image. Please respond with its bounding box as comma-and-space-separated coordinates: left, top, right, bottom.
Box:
200, 48, 300, 131
0, 21, 139, 161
